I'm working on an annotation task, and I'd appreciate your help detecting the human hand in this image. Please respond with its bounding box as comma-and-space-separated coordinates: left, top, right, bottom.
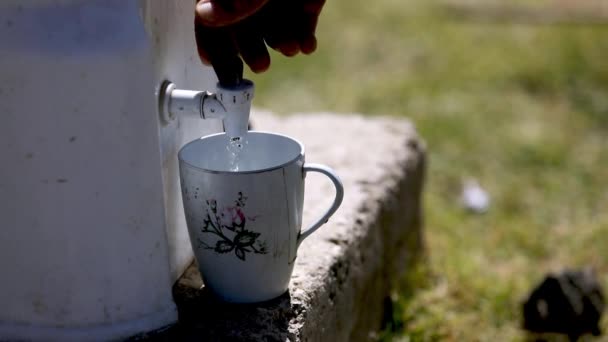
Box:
195, 0, 325, 85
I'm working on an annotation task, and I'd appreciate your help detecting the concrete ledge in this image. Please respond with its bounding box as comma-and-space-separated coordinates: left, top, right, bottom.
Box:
145, 112, 426, 341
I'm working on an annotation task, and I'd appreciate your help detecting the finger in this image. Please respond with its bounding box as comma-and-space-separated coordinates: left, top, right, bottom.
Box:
302, 0, 326, 16
300, 0, 325, 35
265, 34, 301, 57
276, 40, 301, 57
300, 35, 317, 55
198, 50, 212, 66
235, 23, 270, 73
265, 31, 301, 56
257, 2, 301, 57
196, 0, 269, 27
298, 0, 324, 54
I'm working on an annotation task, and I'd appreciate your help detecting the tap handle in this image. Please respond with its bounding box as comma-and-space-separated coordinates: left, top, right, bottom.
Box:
212, 55, 243, 88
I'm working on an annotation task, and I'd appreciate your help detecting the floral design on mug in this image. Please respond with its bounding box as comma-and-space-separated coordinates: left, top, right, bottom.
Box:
197, 192, 267, 261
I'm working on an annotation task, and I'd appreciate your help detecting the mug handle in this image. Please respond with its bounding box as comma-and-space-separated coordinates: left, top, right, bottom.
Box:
297, 163, 345, 247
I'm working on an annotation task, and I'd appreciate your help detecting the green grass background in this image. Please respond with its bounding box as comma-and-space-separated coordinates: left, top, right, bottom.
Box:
248, 0, 608, 340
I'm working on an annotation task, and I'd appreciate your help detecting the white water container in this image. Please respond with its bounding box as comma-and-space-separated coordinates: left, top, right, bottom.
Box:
0, 0, 221, 340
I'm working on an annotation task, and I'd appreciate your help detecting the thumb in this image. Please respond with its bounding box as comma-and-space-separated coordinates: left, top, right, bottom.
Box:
196, 0, 268, 27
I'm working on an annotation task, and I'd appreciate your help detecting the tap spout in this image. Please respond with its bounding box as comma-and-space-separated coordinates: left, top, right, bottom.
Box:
159, 79, 254, 139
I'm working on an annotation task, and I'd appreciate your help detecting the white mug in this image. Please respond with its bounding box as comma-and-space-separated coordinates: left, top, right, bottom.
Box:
178, 132, 344, 303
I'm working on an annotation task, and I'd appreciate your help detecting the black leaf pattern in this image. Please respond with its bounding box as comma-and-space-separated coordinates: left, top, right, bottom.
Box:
196, 192, 267, 261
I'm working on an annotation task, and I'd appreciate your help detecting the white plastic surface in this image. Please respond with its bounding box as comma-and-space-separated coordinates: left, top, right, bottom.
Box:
215, 80, 254, 138
0, 0, 221, 339
162, 80, 255, 139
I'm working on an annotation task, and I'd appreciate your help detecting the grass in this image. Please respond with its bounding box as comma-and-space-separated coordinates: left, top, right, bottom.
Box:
247, 0, 608, 340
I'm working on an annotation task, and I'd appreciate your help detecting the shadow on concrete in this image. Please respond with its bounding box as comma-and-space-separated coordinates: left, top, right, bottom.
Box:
131, 283, 297, 341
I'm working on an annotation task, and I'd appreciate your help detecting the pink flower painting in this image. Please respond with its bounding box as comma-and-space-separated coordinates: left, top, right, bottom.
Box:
197, 192, 267, 261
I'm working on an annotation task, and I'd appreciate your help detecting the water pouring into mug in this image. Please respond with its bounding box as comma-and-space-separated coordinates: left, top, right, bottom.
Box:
226, 136, 249, 172
159, 70, 344, 303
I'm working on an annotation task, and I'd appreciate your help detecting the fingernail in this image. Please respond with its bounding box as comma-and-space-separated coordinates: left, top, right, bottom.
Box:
196, 1, 215, 23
